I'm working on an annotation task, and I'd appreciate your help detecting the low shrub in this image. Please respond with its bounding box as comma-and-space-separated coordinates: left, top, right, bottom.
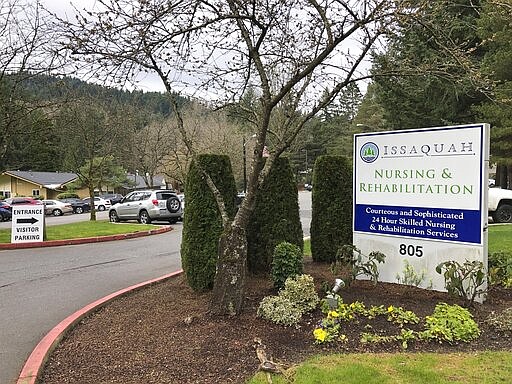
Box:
396, 260, 432, 289
258, 274, 319, 326
257, 296, 302, 326
271, 241, 303, 289
335, 245, 385, 285
57, 192, 79, 199
436, 260, 486, 305
280, 274, 319, 313
488, 251, 512, 287
419, 303, 480, 343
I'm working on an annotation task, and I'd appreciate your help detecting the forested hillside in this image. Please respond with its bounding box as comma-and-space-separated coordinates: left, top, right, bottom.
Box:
0, 73, 188, 173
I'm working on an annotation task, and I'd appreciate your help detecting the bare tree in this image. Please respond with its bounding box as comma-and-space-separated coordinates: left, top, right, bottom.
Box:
59, 0, 480, 315
0, 0, 63, 169
57, 97, 131, 220
130, 119, 179, 188
161, 101, 245, 189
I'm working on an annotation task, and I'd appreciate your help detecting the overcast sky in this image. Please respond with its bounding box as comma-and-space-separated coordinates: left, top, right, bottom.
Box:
40, 0, 167, 93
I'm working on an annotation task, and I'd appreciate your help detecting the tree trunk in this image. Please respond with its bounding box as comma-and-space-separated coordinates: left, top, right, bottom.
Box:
89, 187, 97, 221
209, 223, 247, 316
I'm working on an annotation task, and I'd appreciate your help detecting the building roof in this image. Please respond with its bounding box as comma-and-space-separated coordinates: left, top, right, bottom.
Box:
125, 173, 166, 190
3, 171, 78, 189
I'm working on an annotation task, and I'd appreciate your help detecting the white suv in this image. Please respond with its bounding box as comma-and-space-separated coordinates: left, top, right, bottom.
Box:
108, 189, 182, 224
83, 196, 112, 211
489, 187, 512, 223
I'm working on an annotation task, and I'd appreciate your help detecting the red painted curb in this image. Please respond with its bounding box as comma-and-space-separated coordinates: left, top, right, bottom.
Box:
16, 269, 184, 384
0, 226, 172, 250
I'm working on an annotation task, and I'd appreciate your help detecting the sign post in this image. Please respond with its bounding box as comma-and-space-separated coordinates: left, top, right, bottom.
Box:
353, 124, 489, 301
11, 205, 45, 243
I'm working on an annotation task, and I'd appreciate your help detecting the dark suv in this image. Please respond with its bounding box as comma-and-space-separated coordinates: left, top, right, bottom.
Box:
108, 189, 182, 224
101, 193, 124, 205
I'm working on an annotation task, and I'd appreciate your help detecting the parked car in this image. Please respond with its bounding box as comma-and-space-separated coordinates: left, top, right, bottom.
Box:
83, 197, 112, 211
489, 187, 512, 223
5, 197, 43, 205
59, 198, 91, 214
0, 201, 12, 211
0, 206, 11, 221
100, 193, 124, 205
42, 200, 74, 216
108, 189, 182, 224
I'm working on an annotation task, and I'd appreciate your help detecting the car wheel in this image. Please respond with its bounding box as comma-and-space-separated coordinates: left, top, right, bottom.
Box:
109, 210, 120, 223
166, 197, 181, 213
139, 210, 152, 224
53, 209, 63, 216
98, 205, 106, 211
75, 206, 84, 214
493, 204, 512, 223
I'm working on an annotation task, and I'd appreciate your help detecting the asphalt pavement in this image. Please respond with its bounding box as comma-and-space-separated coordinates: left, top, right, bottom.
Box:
0, 226, 183, 384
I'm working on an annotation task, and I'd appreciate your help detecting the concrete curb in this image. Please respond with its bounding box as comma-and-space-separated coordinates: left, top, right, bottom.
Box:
16, 269, 184, 384
0, 226, 172, 250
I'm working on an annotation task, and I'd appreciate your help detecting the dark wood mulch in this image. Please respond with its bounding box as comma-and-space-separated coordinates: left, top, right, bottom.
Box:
40, 260, 512, 383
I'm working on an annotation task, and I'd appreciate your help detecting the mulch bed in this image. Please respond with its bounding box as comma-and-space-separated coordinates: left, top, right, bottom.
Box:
40, 260, 511, 383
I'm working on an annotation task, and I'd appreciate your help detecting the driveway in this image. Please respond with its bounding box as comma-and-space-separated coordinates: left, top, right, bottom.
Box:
0, 226, 183, 384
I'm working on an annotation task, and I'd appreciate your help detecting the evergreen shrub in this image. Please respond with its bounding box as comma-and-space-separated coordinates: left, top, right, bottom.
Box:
180, 154, 237, 291
57, 192, 80, 199
271, 241, 303, 289
247, 157, 303, 273
310, 155, 352, 262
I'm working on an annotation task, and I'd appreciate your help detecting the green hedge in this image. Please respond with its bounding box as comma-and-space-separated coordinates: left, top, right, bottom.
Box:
180, 154, 237, 291
247, 157, 303, 273
310, 155, 352, 262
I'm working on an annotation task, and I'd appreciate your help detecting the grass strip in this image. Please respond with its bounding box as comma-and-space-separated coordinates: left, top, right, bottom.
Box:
0, 220, 159, 243
248, 351, 512, 384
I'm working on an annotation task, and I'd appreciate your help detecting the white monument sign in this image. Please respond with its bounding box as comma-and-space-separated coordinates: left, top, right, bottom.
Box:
353, 124, 489, 298
11, 205, 45, 243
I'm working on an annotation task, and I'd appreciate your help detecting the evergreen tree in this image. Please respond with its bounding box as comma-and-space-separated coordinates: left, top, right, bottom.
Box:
310, 155, 352, 262
372, 0, 486, 129
475, 0, 512, 188
247, 157, 303, 273
181, 154, 237, 291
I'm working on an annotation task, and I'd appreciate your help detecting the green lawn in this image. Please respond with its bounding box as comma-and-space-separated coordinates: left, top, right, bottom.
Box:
0, 220, 159, 243
488, 224, 512, 254
248, 351, 512, 384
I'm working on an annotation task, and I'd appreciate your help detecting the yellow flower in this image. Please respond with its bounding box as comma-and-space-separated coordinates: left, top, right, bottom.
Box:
313, 328, 328, 342
328, 311, 340, 318
388, 305, 394, 312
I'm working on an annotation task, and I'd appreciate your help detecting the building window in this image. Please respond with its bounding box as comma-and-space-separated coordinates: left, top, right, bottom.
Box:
0, 190, 11, 198
32, 189, 40, 197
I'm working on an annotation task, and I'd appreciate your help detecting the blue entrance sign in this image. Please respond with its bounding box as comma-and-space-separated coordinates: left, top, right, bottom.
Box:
354, 204, 481, 244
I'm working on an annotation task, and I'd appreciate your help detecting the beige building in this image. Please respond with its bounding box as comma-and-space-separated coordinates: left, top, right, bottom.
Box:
0, 171, 88, 199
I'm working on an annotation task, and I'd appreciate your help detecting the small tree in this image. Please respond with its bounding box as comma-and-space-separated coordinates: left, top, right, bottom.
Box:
181, 154, 237, 291
311, 156, 352, 262
247, 157, 303, 273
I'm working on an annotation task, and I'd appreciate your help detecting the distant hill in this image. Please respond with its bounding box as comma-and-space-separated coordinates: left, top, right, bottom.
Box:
13, 73, 189, 117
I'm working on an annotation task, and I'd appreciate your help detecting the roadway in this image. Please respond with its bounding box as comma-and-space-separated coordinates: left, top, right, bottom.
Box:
0, 224, 183, 384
